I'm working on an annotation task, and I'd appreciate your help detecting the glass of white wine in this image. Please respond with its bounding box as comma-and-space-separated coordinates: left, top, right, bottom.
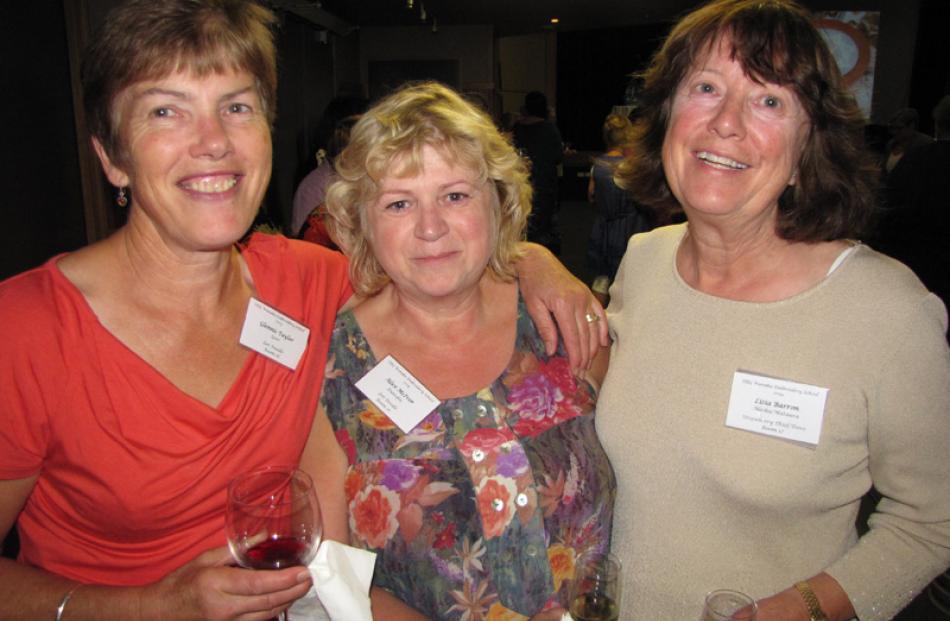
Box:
701, 589, 758, 621
568, 551, 622, 621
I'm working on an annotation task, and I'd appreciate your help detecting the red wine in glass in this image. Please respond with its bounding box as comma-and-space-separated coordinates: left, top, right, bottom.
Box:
245, 536, 310, 570
227, 467, 322, 621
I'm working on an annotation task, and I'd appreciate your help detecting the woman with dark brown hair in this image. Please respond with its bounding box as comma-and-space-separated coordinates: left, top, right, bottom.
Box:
598, 1, 950, 619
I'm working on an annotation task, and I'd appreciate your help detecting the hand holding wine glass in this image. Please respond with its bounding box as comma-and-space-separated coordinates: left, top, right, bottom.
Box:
227, 467, 323, 620
568, 551, 622, 621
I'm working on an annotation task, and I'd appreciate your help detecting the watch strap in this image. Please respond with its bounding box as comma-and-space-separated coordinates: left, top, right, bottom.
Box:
795, 581, 830, 621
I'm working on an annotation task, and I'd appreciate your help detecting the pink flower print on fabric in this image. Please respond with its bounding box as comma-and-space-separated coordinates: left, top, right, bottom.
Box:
475, 475, 518, 538
349, 484, 400, 548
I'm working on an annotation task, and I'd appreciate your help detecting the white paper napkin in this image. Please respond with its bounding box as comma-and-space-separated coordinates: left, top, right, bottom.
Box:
287, 540, 376, 621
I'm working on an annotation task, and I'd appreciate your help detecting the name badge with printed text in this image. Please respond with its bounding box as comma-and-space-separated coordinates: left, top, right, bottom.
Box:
356, 355, 441, 434
239, 298, 310, 370
725, 370, 829, 446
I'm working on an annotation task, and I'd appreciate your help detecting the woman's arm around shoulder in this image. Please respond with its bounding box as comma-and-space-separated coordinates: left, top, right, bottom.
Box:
515, 242, 608, 370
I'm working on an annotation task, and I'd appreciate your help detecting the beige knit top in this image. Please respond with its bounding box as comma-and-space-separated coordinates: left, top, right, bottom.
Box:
598, 224, 950, 621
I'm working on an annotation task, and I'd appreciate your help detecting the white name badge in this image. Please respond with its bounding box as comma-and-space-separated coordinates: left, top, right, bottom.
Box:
725, 371, 829, 446
355, 355, 441, 434
239, 298, 310, 371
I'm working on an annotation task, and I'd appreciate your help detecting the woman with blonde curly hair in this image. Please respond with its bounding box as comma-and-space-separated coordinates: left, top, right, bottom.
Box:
302, 82, 615, 620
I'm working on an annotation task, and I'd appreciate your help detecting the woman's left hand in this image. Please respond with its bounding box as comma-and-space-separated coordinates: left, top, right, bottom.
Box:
516, 242, 608, 369
749, 588, 811, 621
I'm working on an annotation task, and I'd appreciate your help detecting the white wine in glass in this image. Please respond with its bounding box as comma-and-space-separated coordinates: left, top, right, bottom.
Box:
568, 551, 622, 621
701, 589, 758, 621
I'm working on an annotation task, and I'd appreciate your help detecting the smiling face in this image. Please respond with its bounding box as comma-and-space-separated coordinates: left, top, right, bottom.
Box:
94, 68, 272, 252
661, 37, 811, 230
366, 145, 495, 304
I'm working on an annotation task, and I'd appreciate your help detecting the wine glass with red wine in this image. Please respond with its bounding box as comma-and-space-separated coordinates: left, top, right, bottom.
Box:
227, 467, 322, 621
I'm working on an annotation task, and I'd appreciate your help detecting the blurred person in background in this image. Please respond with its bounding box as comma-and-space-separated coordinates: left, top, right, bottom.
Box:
297, 114, 363, 249
883, 107, 932, 175
513, 91, 564, 253
292, 95, 368, 238
587, 113, 655, 304
882, 94, 950, 318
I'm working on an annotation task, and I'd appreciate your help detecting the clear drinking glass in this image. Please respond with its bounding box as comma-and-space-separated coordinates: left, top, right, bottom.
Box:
226, 467, 322, 621
701, 589, 758, 621
567, 551, 622, 621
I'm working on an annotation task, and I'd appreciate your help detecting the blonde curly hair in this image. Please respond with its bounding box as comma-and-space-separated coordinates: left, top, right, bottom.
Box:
325, 82, 531, 297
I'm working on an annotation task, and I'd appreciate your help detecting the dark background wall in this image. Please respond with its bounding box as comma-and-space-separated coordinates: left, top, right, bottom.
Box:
0, 1, 87, 278
907, 0, 950, 136
556, 0, 950, 151
0, 0, 350, 279
267, 11, 337, 230
556, 23, 669, 151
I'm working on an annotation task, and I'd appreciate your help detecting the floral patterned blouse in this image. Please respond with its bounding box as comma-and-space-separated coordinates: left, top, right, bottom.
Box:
321, 296, 616, 620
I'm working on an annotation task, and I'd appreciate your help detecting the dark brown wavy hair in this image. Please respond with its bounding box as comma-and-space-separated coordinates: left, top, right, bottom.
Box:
616, 0, 878, 241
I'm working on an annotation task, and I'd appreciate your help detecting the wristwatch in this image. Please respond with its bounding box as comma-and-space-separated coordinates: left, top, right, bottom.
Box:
795, 581, 830, 621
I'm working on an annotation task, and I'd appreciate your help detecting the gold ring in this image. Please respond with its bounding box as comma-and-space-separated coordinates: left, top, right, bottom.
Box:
585, 312, 599, 323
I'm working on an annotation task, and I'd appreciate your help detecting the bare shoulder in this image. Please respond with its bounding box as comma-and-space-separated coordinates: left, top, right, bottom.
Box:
55, 237, 123, 300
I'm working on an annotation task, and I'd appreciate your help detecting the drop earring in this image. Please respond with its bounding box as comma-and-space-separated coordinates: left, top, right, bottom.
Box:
116, 187, 128, 207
